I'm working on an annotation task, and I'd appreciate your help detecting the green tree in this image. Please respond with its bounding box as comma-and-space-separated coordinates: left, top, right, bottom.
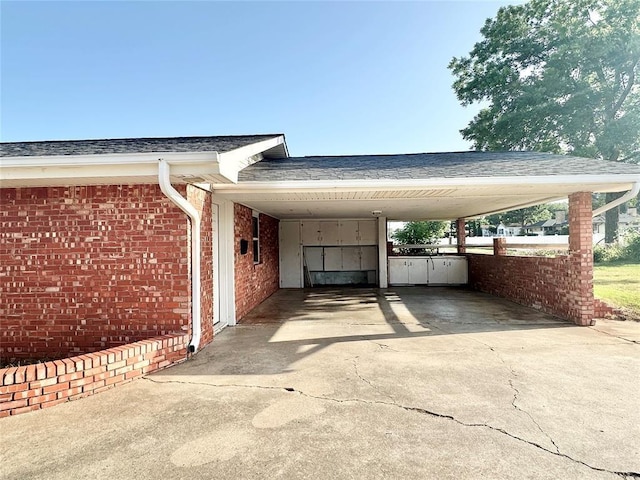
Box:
392, 221, 448, 255
486, 204, 553, 228
449, 0, 640, 243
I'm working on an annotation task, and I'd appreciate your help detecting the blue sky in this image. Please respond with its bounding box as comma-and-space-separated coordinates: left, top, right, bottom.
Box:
1, 1, 517, 156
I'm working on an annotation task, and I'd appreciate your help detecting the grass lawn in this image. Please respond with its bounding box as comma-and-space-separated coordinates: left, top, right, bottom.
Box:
593, 262, 640, 317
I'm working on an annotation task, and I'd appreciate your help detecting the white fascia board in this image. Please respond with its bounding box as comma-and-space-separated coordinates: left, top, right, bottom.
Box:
0, 151, 219, 167
217, 136, 287, 183
212, 174, 640, 193
0, 151, 238, 185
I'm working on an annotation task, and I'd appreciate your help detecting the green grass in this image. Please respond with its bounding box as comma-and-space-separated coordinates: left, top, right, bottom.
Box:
593, 262, 640, 316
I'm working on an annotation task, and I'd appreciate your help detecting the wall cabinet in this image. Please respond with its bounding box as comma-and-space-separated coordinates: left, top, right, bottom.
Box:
388, 256, 468, 285
300, 220, 377, 246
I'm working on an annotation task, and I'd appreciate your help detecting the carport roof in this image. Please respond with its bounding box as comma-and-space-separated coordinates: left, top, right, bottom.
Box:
238, 151, 640, 181
214, 151, 640, 220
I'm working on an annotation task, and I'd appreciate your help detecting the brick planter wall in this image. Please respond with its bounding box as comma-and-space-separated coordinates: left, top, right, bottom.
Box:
234, 205, 279, 321
0, 333, 188, 417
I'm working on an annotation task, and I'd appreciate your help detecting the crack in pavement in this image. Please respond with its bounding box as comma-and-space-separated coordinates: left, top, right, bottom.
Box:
143, 376, 639, 478
352, 356, 397, 404
589, 327, 640, 345
508, 379, 560, 454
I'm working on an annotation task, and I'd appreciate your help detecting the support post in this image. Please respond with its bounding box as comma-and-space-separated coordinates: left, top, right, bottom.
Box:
493, 237, 507, 256
568, 192, 595, 325
378, 217, 388, 288
456, 218, 466, 254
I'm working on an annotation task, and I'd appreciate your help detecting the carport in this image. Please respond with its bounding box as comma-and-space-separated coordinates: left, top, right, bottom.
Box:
212, 151, 640, 326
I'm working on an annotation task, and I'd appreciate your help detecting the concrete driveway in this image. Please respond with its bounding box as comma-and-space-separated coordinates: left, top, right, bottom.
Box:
1, 288, 639, 480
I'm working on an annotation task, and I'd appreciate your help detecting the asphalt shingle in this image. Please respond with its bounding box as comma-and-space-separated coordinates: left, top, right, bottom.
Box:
0, 135, 282, 157
238, 151, 640, 181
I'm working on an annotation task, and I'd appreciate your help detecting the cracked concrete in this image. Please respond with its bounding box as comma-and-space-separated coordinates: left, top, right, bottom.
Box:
1, 287, 639, 479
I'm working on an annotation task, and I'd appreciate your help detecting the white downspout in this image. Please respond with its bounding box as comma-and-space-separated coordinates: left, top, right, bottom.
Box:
592, 182, 640, 217
158, 159, 202, 353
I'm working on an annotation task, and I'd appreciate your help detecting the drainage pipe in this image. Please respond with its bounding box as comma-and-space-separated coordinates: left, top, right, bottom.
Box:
158, 159, 202, 353
592, 182, 640, 217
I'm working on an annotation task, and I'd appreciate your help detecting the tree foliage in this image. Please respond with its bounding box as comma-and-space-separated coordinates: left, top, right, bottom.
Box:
486, 204, 554, 228
392, 221, 448, 255
450, 0, 640, 241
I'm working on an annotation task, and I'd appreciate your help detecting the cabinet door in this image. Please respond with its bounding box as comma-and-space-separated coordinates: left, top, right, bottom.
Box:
303, 247, 324, 271
341, 247, 361, 271
447, 257, 468, 284
358, 220, 378, 245
323, 247, 343, 271
428, 257, 449, 284
339, 221, 359, 245
319, 221, 340, 245
408, 258, 429, 284
360, 246, 378, 270
301, 221, 321, 245
280, 222, 302, 288
388, 258, 409, 284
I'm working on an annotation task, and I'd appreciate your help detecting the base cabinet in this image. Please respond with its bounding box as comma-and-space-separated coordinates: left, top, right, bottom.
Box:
388, 256, 468, 285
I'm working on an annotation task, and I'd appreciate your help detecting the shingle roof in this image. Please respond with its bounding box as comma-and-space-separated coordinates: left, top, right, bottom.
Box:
0, 134, 283, 157
238, 151, 640, 182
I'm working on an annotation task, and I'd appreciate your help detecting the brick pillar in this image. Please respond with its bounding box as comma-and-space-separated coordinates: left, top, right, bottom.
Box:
493, 237, 507, 256
456, 218, 466, 254
568, 192, 594, 326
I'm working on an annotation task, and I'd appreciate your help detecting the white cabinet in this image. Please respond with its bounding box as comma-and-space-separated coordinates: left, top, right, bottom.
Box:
360, 246, 378, 270
428, 258, 449, 285
357, 220, 378, 245
389, 258, 409, 284
301, 220, 378, 246
301, 221, 321, 245
447, 257, 468, 284
319, 221, 340, 245
388, 256, 468, 286
280, 222, 302, 288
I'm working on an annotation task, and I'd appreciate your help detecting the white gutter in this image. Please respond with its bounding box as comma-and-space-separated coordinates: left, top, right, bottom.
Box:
158, 159, 202, 353
592, 182, 640, 217
212, 174, 640, 192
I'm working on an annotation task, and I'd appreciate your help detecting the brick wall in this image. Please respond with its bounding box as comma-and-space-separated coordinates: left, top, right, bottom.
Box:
0, 184, 215, 362
234, 205, 279, 321
0, 333, 188, 417
186, 185, 214, 348
468, 192, 594, 326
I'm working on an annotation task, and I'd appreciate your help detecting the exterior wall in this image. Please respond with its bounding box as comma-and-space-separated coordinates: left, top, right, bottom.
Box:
187, 185, 214, 348
468, 192, 594, 326
1, 184, 215, 362
234, 204, 279, 321
0, 333, 188, 417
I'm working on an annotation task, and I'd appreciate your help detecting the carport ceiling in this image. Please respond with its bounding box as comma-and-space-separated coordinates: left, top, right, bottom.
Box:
212, 152, 640, 220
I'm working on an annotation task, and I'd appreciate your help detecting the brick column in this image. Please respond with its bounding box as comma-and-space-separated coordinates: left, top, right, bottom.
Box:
493, 237, 507, 256
456, 218, 466, 254
568, 192, 594, 326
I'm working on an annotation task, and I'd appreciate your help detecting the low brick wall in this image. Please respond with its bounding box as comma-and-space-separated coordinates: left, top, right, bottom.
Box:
467, 253, 594, 325
0, 333, 188, 417
594, 298, 623, 319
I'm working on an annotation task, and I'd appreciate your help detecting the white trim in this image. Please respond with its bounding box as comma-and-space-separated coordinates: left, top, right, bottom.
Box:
378, 217, 388, 288
217, 136, 287, 182
211, 202, 222, 331
212, 174, 640, 193
213, 196, 237, 327
1, 151, 220, 167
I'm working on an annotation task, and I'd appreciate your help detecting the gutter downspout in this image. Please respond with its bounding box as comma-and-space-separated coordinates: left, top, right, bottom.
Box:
592, 182, 640, 217
158, 159, 202, 353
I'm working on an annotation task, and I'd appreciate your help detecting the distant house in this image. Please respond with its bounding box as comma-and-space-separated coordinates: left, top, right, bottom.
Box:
525, 211, 568, 236
593, 208, 640, 237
